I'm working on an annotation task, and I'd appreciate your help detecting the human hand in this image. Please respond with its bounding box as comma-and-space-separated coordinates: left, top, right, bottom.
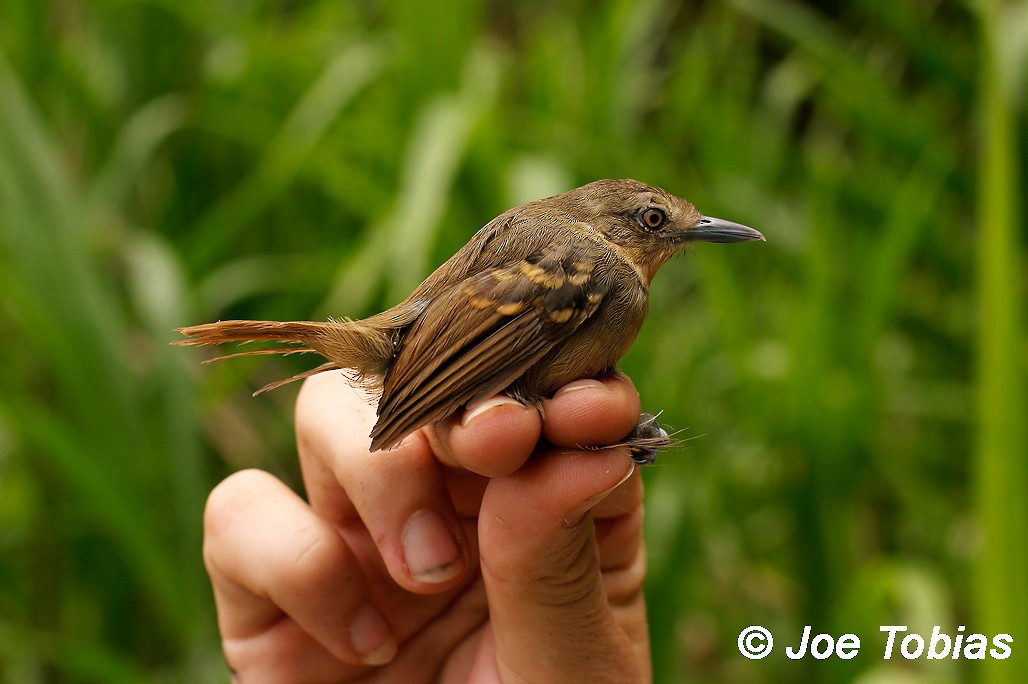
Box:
202, 371, 651, 683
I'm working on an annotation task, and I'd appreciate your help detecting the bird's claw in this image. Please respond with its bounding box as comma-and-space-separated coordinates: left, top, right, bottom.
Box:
625, 412, 670, 465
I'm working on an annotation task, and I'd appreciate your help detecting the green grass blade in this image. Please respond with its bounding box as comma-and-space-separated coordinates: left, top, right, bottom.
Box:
191, 40, 385, 269
974, 2, 1027, 683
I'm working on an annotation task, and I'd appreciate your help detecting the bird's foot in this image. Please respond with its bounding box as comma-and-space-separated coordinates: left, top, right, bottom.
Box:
624, 412, 670, 465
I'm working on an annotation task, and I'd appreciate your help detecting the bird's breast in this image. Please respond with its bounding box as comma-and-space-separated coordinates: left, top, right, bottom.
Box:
515, 275, 649, 399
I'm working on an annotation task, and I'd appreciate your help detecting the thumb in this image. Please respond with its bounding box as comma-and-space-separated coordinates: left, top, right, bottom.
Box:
478, 448, 643, 684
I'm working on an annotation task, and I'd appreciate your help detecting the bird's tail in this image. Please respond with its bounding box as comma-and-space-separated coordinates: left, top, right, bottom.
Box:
173, 318, 396, 394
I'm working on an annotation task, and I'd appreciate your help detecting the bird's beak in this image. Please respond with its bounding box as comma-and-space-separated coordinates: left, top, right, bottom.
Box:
680, 216, 765, 243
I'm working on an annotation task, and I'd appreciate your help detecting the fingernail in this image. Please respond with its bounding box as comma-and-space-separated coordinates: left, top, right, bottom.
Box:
564, 461, 636, 525
554, 379, 606, 396
350, 603, 397, 665
591, 461, 636, 503
461, 395, 526, 427
555, 378, 608, 401
402, 509, 464, 584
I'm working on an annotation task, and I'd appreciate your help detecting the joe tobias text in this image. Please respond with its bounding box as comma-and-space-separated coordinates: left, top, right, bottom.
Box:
787, 625, 1012, 660
737, 624, 1014, 661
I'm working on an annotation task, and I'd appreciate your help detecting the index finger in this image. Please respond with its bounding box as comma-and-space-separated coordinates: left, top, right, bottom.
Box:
294, 372, 472, 593
540, 375, 642, 448
427, 373, 642, 477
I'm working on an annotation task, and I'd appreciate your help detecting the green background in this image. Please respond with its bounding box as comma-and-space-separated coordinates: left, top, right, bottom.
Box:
0, 0, 1024, 682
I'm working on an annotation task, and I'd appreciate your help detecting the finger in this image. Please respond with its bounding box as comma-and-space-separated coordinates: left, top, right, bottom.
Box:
221, 619, 364, 684
592, 463, 643, 521
428, 394, 543, 477
592, 469, 645, 572
295, 372, 470, 592
428, 374, 641, 479
591, 470, 647, 613
541, 375, 642, 448
203, 469, 398, 669
479, 448, 647, 683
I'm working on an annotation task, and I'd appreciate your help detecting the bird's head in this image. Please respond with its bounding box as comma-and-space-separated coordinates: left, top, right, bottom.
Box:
554, 179, 764, 283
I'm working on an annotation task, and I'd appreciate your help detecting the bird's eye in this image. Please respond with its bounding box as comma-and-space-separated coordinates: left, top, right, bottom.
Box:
640, 207, 667, 230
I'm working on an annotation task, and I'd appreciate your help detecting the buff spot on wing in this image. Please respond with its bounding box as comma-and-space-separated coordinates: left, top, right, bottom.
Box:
495, 301, 527, 316
568, 260, 594, 286
464, 284, 496, 309
491, 268, 518, 281
547, 308, 574, 324
521, 261, 565, 288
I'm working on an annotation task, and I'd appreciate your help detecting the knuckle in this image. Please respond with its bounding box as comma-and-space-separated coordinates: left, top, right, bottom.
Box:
204, 469, 272, 537
277, 522, 351, 597
202, 469, 279, 576
290, 526, 336, 578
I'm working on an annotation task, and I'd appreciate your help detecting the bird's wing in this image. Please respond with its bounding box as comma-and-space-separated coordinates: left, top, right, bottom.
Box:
369, 241, 609, 450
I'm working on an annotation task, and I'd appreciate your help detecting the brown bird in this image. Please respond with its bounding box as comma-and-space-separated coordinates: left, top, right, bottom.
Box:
174, 179, 763, 462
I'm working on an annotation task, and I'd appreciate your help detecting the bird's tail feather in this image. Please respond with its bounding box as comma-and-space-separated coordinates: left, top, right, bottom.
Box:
252, 361, 343, 395
173, 318, 395, 392
174, 320, 331, 346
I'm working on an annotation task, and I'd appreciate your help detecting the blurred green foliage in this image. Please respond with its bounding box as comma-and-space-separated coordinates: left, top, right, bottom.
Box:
0, 1, 1024, 682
